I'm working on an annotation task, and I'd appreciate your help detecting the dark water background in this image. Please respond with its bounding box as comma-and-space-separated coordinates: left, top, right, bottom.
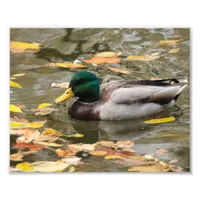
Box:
10, 28, 190, 172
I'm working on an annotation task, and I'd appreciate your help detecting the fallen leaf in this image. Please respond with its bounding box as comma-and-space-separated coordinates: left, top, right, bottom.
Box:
105, 155, 124, 160
14, 104, 25, 109
169, 159, 178, 164
128, 164, 163, 172
159, 161, 169, 169
144, 154, 155, 161
31, 107, 56, 116
10, 116, 28, 123
116, 141, 134, 149
66, 133, 84, 138
51, 82, 69, 88
34, 141, 63, 147
84, 56, 120, 65
28, 120, 47, 128
95, 51, 121, 57
10, 41, 40, 53
10, 80, 22, 88
168, 165, 182, 172
90, 151, 107, 156
168, 48, 180, 53
12, 73, 26, 77
42, 128, 64, 137
159, 39, 181, 46
126, 55, 160, 61
156, 148, 169, 155
150, 77, 162, 80
10, 104, 23, 113
10, 120, 46, 129
56, 149, 74, 157
46, 62, 87, 69
68, 144, 83, 154
107, 67, 131, 74
97, 141, 115, 148
14, 143, 44, 151
10, 151, 36, 161
62, 156, 82, 165
16, 162, 34, 171
68, 166, 75, 172
38, 103, 52, 109
144, 116, 176, 124
81, 144, 95, 151
10, 77, 17, 80
16, 130, 40, 143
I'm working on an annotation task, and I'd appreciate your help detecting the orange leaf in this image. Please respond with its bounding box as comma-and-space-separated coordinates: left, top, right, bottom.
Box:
159, 39, 181, 46
107, 67, 131, 74
90, 151, 107, 156
14, 143, 44, 151
83, 56, 120, 65
46, 62, 87, 69
156, 148, 169, 155
56, 149, 74, 157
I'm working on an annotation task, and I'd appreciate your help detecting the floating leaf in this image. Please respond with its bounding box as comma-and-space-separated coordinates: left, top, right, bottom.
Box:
105, 155, 124, 160
12, 73, 26, 77
144, 154, 155, 161
68, 144, 83, 154
10, 151, 36, 161
16, 130, 40, 143
10, 80, 22, 88
168, 165, 182, 172
66, 133, 84, 138
127, 55, 160, 61
128, 164, 163, 172
10, 104, 23, 113
144, 116, 176, 124
84, 56, 120, 65
168, 48, 180, 53
159, 161, 169, 169
56, 149, 74, 157
16, 162, 34, 171
81, 144, 95, 151
156, 148, 169, 155
95, 51, 121, 57
38, 103, 52, 109
68, 166, 75, 172
34, 141, 63, 147
14, 143, 44, 151
42, 128, 64, 137
107, 67, 131, 74
10, 116, 28, 123
10, 77, 17, 80
169, 159, 178, 164
28, 120, 47, 128
116, 141, 134, 149
31, 107, 56, 116
62, 156, 82, 165
150, 77, 162, 81
46, 62, 87, 69
159, 39, 181, 46
51, 82, 69, 88
97, 141, 115, 148
10, 41, 40, 53
90, 151, 107, 156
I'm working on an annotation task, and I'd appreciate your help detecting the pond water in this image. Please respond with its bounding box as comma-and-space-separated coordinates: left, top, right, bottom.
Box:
10, 28, 190, 172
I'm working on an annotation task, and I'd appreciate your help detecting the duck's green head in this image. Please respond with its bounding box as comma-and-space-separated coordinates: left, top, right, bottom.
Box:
55, 71, 100, 104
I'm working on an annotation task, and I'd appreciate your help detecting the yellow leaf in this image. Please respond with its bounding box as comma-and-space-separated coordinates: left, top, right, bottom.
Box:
46, 62, 87, 69
34, 141, 63, 147
16, 162, 34, 171
95, 51, 121, 57
42, 128, 63, 136
84, 56, 120, 65
38, 103, 52, 109
10, 104, 23, 113
104, 155, 124, 160
168, 48, 180, 53
12, 73, 26, 77
10, 41, 40, 53
66, 133, 84, 138
127, 55, 160, 61
28, 120, 47, 128
144, 116, 175, 124
10, 80, 22, 88
107, 67, 131, 74
159, 39, 181, 46
68, 166, 75, 172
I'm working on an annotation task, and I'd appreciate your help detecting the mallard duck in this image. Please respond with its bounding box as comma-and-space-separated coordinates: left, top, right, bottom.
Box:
55, 71, 187, 121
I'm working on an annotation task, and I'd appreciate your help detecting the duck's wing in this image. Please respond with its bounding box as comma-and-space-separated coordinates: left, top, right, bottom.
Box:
101, 79, 187, 105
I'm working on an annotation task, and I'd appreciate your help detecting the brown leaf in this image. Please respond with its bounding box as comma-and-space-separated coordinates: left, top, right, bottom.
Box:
169, 159, 178, 164
31, 107, 56, 116
116, 140, 134, 149
14, 143, 44, 151
45, 62, 87, 69
90, 151, 107, 156
128, 164, 163, 172
107, 67, 131, 74
16, 129, 40, 144
68, 144, 83, 154
97, 141, 115, 148
83, 56, 120, 65
56, 149, 74, 157
156, 148, 169, 154
10, 116, 28, 123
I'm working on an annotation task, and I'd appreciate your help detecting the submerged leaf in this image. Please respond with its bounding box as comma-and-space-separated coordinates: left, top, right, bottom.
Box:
127, 55, 160, 61
169, 159, 178, 164
38, 103, 52, 109
95, 52, 121, 57
10, 104, 23, 113
168, 48, 180, 53
156, 148, 169, 155
10, 80, 22, 88
31, 107, 56, 116
107, 67, 131, 74
10, 41, 40, 53
12, 73, 26, 77
84, 56, 120, 65
46, 62, 87, 69
144, 116, 176, 124
159, 39, 181, 46
68, 166, 76, 172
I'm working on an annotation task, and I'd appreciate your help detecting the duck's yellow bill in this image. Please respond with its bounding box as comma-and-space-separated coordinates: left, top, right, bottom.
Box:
55, 88, 74, 104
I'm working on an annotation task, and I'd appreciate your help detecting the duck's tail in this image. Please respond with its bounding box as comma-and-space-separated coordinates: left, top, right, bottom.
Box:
174, 79, 188, 101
